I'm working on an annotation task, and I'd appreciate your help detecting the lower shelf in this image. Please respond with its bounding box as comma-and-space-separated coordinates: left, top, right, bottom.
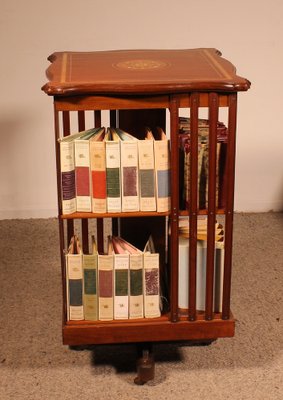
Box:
63, 312, 235, 345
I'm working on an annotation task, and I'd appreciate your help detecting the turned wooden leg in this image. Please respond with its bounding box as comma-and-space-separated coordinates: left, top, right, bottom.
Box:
134, 343, 155, 385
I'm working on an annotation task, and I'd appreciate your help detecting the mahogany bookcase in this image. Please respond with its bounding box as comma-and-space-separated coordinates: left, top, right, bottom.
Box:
42, 48, 250, 382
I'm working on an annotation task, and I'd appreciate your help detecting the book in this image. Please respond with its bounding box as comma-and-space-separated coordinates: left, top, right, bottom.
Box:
110, 236, 130, 319
98, 244, 114, 321
152, 128, 171, 212
65, 235, 84, 320
114, 236, 144, 319
59, 129, 95, 214
178, 218, 224, 313
89, 127, 107, 213
82, 236, 98, 320
115, 128, 139, 212
143, 236, 161, 318
138, 133, 156, 211
105, 128, 122, 212
74, 128, 102, 212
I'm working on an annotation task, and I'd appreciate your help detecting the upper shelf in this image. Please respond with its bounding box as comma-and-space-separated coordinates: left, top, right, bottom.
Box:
42, 48, 251, 96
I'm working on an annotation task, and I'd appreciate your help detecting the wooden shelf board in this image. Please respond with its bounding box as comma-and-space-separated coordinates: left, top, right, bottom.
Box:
60, 209, 225, 219
60, 211, 170, 219
179, 209, 225, 216
63, 312, 235, 345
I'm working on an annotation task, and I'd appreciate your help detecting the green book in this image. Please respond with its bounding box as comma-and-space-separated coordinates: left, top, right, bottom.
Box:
82, 236, 98, 320
105, 128, 121, 212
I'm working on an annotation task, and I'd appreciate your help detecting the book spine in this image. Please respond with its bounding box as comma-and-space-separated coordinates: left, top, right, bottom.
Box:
66, 254, 84, 320
138, 140, 156, 211
129, 254, 143, 319
143, 253, 160, 318
98, 255, 114, 320
120, 141, 139, 212
90, 141, 107, 213
82, 254, 98, 320
105, 141, 121, 212
60, 141, 76, 214
154, 140, 171, 212
75, 140, 92, 212
114, 254, 129, 319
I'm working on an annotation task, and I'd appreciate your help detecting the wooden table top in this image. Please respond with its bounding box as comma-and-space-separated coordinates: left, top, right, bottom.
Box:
42, 48, 250, 96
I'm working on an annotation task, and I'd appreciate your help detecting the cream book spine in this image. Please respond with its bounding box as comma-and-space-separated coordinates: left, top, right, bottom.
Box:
120, 140, 139, 212
60, 140, 76, 214
66, 253, 84, 321
90, 139, 107, 213
129, 253, 144, 319
143, 252, 160, 318
138, 139, 156, 211
105, 138, 121, 212
154, 135, 171, 212
74, 139, 92, 212
114, 254, 129, 319
82, 254, 98, 320
98, 254, 114, 320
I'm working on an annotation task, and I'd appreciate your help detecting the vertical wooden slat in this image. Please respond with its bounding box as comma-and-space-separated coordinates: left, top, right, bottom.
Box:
62, 111, 71, 136
78, 110, 86, 131
93, 110, 104, 253
222, 93, 238, 320
205, 93, 219, 320
188, 93, 199, 321
94, 110, 101, 127
110, 110, 116, 127
169, 96, 179, 322
54, 106, 68, 323
77, 111, 89, 254
54, 107, 65, 262
62, 111, 74, 244
110, 110, 119, 236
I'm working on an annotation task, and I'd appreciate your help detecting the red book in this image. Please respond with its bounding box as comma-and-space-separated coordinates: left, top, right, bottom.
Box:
76, 167, 90, 196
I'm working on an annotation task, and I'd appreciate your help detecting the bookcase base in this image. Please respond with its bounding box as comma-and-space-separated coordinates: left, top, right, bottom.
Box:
63, 314, 235, 346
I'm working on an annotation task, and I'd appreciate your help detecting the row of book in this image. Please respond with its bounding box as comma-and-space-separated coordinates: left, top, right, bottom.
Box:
66, 235, 161, 321
59, 127, 170, 215
179, 117, 228, 210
